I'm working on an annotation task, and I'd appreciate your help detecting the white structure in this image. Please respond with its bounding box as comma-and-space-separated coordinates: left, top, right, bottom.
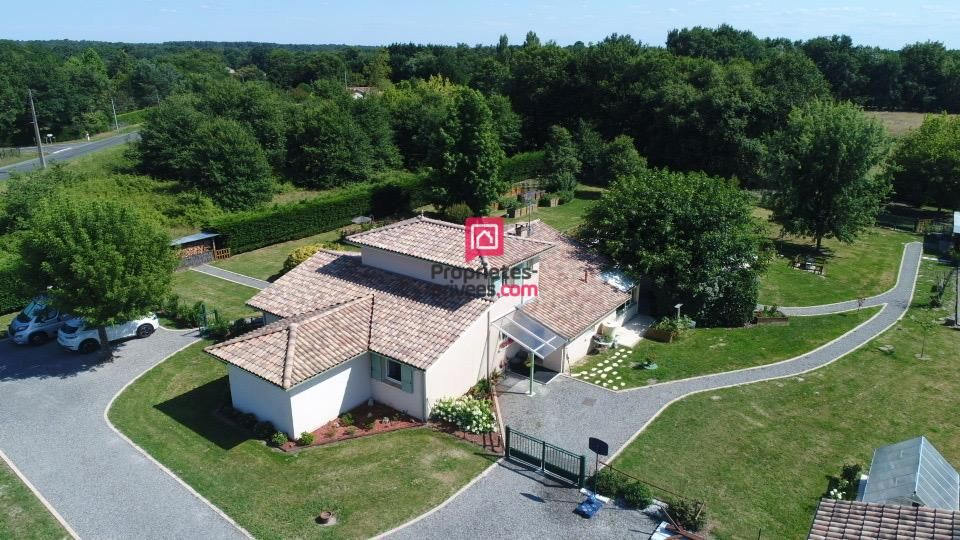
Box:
206, 217, 642, 437
860, 436, 960, 511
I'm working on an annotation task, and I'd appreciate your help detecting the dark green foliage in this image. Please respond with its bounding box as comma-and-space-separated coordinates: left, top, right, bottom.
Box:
601, 135, 646, 184
767, 100, 891, 249
582, 168, 767, 327
270, 432, 288, 447
370, 182, 413, 218
0, 257, 29, 314
190, 118, 275, 211
485, 93, 522, 154
297, 432, 315, 446
443, 202, 473, 224
543, 125, 580, 194
573, 121, 606, 185
205, 175, 427, 254
253, 421, 276, 439
888, 113, 960, 208
135, 94, 205, 179
339, 413, 355, 427
0, 166, 82, 233
499, 151, 547, 184
592, 468, 627, 498
622, 482, 653, 509
666, 499, 707, 532
285, 100, 373, 188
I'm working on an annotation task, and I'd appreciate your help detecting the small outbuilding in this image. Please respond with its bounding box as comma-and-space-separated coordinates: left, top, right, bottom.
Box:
860, 436, 960, 511
170, 232, 221, 268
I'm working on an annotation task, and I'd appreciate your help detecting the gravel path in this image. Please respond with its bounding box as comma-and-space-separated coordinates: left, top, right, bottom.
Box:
389, 242, 922, 539
0, 328, 249, 540
192, 264, 271, 290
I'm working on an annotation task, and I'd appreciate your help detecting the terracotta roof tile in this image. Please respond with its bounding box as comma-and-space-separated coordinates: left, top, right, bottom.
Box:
346, 216, 554, 271
518, 222, 631, 338
245, 250, 490, 371
808, 499, 960, 539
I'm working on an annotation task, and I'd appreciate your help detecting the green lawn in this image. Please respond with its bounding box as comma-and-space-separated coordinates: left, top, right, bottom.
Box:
212, 230, 353, 281
0, 458, 69, 540
757, 209, 917, 306
614, 259, 960, 539
503, 197, 598, 234
168, 270, 260, 323
572, 308, 878, 387
108, 342, 493, 539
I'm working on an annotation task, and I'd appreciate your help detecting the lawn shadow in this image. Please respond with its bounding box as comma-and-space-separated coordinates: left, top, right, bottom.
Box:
0, 339, 134, 382
154, 375, 249, 450
774, 239, 836, 261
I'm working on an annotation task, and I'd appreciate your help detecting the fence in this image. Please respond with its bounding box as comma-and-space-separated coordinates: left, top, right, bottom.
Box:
504, 426, 585, 487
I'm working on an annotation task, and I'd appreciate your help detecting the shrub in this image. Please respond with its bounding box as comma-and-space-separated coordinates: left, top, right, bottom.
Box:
667, 499, 706, 532
444, 202, 473, 225
556, 190, 575, 204
339, 413, 355, 426
205, 174, 427, 254
270, 432, 288, 447
297, 432, 315, 446
238, 413, 258, 429
345, 426, 358, 436
0, 258, 28, 314
622, 482, 653, 509
652, 315, 695, 337
204, 317, 232, 340
592, 468, 627, 498
364, 420, 376, 430
253, 420, 276, 439
324, 427, 336, 438
283, 242, 337, 273
499, 197, 521, 212
430, 396, 496, 434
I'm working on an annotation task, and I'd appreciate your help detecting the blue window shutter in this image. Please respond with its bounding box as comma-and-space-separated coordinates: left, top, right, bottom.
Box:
371, 353, 382, 381
400, 364, 414, 393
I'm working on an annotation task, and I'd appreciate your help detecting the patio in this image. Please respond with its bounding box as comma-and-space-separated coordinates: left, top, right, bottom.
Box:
614, 312, 655, 347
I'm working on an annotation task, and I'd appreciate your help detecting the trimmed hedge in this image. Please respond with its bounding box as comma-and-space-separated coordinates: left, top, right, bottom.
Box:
500, 151, 547, 184
206, 174, 429, 254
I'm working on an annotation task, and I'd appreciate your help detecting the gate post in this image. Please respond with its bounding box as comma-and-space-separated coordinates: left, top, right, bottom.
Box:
540, 439, 547, 470
505, 426, 511, 459
578, 454, 586, 489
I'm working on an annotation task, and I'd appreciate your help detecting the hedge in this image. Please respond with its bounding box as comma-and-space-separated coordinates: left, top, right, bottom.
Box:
500, 151, 547, 184
206, 174, 430, 254
0, 259, 28, 315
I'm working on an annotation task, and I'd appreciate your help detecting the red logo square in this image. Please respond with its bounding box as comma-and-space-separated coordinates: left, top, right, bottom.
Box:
464, 217, 504, 262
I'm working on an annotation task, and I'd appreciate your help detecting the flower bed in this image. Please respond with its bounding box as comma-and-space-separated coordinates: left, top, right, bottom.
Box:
279, 402, 423, 451
754, 306, 789, 326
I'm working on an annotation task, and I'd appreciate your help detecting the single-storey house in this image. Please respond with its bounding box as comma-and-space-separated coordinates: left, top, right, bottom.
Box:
808, 498, 959, 540
206, 217, 642, 437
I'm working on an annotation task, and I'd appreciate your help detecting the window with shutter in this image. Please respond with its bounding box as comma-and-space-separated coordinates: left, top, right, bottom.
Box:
370, 353, 383, 381
400, 364, 414, 393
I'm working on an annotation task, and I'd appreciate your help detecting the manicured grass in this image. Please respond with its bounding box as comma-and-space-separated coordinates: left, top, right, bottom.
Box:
571, 308, 878, 387
212, 230, 354, 281
108, 342, 493, 539
614, 259, 960, 539
169, 270, 260, 323
0, 458, 69, 540
503, 197, 598, 234
757, 209, 917, 306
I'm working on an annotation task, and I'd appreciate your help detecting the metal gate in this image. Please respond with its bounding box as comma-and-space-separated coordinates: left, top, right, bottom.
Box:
505, 426, 586, 487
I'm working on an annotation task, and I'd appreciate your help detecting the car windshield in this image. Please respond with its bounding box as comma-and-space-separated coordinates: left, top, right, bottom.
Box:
61, 319, 86, 334
16, 300, 45, 323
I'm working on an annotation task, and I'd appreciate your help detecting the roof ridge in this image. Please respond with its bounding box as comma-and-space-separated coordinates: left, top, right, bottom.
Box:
282, 322, 298, 389
346, 216, 425, 240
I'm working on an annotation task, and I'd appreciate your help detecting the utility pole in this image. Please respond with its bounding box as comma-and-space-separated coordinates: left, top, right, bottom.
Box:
28, 89, 46, 169
110, 97, 120, 131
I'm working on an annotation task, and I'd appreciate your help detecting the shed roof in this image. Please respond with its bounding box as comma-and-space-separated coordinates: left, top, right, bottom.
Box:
170, 232, 219, 246
862, 436, 960, 511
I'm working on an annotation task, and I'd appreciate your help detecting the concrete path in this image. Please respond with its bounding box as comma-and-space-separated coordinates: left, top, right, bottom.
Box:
0, 328, 249, 540
0, 132, 139, 178
765, 242, 922, 316
192, 264, 271, 290
389, 242, 922, 539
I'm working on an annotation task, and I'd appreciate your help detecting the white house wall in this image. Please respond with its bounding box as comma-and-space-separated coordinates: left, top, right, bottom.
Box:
360, 247, 488, 290
371, 370, 426, 419
288, 353, 373, 437
424, 308, 492, 414
228, 365, 295, 436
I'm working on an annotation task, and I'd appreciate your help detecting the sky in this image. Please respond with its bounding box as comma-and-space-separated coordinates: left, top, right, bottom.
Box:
5, 0, 960, 50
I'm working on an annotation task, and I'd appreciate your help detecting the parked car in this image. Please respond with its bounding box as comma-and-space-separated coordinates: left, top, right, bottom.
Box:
7, 296, 74, 346
57, 314, 159, 353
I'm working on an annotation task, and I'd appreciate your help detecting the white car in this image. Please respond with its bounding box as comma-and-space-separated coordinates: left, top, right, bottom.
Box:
57, 314, 159, 353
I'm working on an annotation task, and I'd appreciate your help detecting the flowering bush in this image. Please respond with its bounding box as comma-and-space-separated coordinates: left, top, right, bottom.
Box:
431, 396, 496, 434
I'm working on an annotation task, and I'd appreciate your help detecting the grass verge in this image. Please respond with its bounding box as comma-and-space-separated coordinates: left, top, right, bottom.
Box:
571, 308, 879, 387
614, 259, 959, 539
108, 342, 493, 539
0, 458, 69, 539
212, 230, 353, 281
167, 270, 260, 324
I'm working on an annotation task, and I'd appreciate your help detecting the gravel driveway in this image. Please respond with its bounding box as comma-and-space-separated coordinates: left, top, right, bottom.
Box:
0, 328, 248, 540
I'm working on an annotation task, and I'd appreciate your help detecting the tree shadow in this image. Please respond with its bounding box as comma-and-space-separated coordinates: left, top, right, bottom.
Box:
0, 339, 134, 382
153, 375, 249, 450
774, 239, 836, 261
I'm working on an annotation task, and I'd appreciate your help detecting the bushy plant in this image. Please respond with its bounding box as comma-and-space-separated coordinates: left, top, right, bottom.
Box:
652, 315, 695, 336
430, 396, 496, 434
339, 413, 354, 426
622, 482, 653, 509
345, 426, 358, 436
283, 242, 337, 273
270, 431, 288, 447
297, 432, 315, 446
499, 197, 521, 212
205, 317, 232, 340
364, 420, 376, 430
667, 499, 706, 532
592, 468, 627, 498
444, 202, 473, 224
254, 420, 276, 439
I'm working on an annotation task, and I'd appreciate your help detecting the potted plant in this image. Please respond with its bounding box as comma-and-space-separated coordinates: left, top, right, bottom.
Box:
502, 198, 523, 218
540, 192, 561, 208
754, 305, 789, 325
644, 316, 694, 343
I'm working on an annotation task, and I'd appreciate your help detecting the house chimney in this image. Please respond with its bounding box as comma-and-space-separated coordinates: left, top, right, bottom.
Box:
583, 269, 588, 282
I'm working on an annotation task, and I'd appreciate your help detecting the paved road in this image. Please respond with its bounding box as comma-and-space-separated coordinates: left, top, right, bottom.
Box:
0, 328, 249, 540
0, 131, 139, 178
192, 265, 271, 290
389, 242, 922, 539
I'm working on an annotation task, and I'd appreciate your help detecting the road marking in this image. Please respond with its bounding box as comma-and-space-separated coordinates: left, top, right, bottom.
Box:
50, 147, 73, 155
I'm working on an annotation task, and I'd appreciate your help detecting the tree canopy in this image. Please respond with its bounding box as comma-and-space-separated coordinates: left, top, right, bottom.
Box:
888, 113, 960, 209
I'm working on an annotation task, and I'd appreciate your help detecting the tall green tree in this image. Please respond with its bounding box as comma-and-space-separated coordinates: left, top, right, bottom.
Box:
601, 135, 646, 184
190, 118, 274, 211
543, 125, 580, 196
581, 168, 767, 327
432, 87, 505, 214
285, 99, 373, 188
767, 99, 890, 249
888, 113, 960, 209
19, 198, 177, 358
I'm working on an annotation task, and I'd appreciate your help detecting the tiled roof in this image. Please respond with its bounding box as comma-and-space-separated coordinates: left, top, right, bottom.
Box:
205, 296, 373, 389
246, 250, 490, 370
346, 216, 555, 271
519, 222, 631, 339
808, 499, 960, 539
